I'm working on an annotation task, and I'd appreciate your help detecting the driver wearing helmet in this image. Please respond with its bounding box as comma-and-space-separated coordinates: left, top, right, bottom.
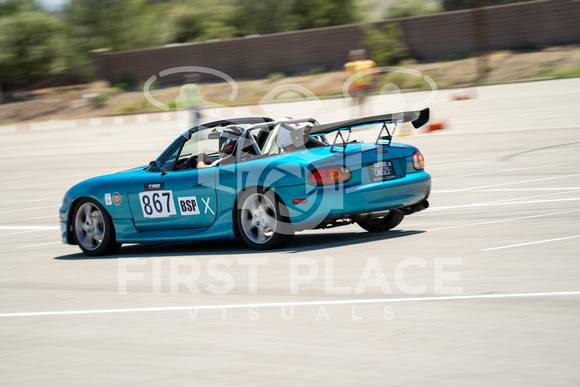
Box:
197, 125, 243, 168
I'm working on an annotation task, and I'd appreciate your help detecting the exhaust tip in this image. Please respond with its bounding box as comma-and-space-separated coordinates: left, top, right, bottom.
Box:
395, 199, 429, 215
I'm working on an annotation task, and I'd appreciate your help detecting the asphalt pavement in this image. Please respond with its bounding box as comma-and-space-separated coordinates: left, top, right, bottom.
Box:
1, 77, 579, 386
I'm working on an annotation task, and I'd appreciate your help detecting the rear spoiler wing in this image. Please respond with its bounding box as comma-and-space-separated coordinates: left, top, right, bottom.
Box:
290, 108, 430, 151
308, 108, 429, 136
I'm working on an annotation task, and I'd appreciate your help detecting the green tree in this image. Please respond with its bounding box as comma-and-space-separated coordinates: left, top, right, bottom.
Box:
165, 4, 205, 43
165, 0, 238, 43
229, 0, 360, 37
0, 0, 369, 91
289, 0, 360, 30
164, 0, 360, 43
231, 0, 295, 36
361, 22, 411, 66
0, 8, 65, 87
65, 0, 163, 52
385, 0, 442, 19
0, 0, 40, 15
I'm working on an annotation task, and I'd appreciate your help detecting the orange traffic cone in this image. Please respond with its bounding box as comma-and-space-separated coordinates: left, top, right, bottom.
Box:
451, 94, 471, 101
450, 87, 477, 101
426, 119, 447, 133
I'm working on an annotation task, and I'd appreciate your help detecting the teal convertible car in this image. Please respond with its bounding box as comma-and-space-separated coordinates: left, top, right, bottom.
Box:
60, 109, 431, 256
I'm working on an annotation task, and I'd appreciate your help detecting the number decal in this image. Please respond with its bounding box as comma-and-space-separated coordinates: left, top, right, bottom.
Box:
142, 195, 153, 216
139, 190, 176, 218
178, 196, 200, 215
163, 192, 171, 210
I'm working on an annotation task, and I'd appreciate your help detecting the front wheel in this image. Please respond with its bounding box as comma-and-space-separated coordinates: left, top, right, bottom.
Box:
236, 188, 294, 250
73, 199, 121, 256
357, 211, 405, 233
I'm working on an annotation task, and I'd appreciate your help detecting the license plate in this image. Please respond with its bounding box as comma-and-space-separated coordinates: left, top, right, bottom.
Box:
368, 161, 396, 182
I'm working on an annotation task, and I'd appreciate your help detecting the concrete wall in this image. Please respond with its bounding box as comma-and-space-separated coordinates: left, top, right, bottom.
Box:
402, 0, 580, 59
93, 0, 580, 85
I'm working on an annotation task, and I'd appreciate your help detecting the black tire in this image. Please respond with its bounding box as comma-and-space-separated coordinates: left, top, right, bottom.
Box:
357, 211, 405, 233
73, 198, 121, 256
236, 188, 294, 250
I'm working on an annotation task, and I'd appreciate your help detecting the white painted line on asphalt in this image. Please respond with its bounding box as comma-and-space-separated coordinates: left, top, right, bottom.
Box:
0, 226, 60, 230
480, 188, 580, 191
429, 197, 580, 211
0, 230, 58, 237
1, 291, 580, 318
0, 226, 60, 237
427, 209, 580, 232
0, 174, 33, 181
0, 215, 55, 224
8, 183, 69, 191
17, 241, 62, 249
3, 172, 91, 184
0, 205, 59, 214
0, 197, 62, 204
427, 160, 493, 171
436, 162, 574, 181
421, 189, 580, 216
483, 235, 580, 251
433, 173, 580, 193
464, 189, 579, 206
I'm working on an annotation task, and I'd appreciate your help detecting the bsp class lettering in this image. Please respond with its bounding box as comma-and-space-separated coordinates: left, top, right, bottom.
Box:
178, 196, 200, 215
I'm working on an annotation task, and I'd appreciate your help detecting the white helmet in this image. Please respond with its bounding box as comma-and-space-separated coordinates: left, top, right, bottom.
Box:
276, 116, 302, 149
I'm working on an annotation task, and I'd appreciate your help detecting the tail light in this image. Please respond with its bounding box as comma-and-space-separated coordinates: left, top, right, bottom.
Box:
307, 166, 352, 186
412, 151, 425, 170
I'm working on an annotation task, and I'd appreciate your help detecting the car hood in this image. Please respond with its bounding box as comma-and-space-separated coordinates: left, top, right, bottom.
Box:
64, 165, 147, 201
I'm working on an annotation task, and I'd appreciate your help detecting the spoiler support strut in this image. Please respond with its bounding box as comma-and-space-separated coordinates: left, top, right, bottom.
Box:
330, 127, 352, 152
375, 121, 398, 146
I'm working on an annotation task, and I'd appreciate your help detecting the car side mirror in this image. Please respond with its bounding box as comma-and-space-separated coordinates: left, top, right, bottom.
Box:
149, 160, 161, 170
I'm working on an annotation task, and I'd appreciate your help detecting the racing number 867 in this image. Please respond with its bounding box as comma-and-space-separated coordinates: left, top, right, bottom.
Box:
139, 190, 176, 218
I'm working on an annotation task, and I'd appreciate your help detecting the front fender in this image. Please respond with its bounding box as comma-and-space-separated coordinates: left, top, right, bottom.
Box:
60, 170, 139, 244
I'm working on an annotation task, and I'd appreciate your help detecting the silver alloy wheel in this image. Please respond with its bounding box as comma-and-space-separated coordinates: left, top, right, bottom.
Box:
74, 202, 105, 251
240, 192, 278, 244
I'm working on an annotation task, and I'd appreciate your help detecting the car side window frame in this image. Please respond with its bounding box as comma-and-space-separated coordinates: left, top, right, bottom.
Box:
150, 137, 185, 173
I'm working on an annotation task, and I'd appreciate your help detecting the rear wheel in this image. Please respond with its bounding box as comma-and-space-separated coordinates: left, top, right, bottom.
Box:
236, 188, 294, 250
73, 199, 121, 256
357, 211, 404, 233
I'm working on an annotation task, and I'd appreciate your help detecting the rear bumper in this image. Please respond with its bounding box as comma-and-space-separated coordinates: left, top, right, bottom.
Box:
278, 171, 431, 230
